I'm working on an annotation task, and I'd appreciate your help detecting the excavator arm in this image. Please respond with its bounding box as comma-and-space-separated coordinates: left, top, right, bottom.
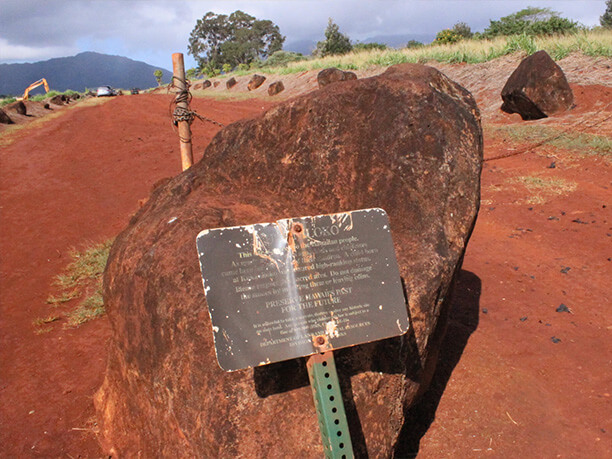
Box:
23, 78, 50, 101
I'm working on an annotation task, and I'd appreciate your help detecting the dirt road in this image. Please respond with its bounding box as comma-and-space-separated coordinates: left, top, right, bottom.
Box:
0, 71, 610, 457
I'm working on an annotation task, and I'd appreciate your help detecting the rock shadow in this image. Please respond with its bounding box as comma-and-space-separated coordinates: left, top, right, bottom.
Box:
394, 269, 481, 457
253, 269, 480, 458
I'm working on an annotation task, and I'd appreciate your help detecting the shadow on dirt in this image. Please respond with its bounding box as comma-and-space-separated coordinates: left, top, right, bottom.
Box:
394, 269, 482, 458
253, 270, 481, 457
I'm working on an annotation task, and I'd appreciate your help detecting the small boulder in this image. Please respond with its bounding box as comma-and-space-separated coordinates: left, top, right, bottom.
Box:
226, 77, 237, 89
49, 94, 69, 105
501, 50, 574, 120
202, 80, 212, 89
248, 74, 266, 91
192, 82, 203, 90
0, 108, 14, 124
267, 81, 284, 96
317, 67, 358, 88
6, 100, 27, 115
213, 81, 220, 87
70, 93, 81, 100
43, 103, 51, 110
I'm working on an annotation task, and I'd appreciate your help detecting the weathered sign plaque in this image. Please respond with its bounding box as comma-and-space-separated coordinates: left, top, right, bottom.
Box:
196, 208, 409, 371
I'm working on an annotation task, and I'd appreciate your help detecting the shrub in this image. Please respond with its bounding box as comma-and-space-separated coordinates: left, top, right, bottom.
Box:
406, 40, 424, 48
453, 22, 473, 39
315, 18, 353, 57
435, 29, 462, 44
264, 50, 306, 67
353, 42, 388, 51
483, 7, 579, 38
601, 0, 612, 28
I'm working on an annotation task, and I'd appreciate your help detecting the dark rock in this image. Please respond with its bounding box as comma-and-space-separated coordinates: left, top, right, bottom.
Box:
49, 94, 69, 105
43, 103, 50, 110
70, 93, 81, 100
318, 67, 359, 88
0, 108, 14, 124
482, 308, 488, 314
213, 81, 220, 87
194, 80, 212, 90
267, 80, 284, 96
6, 100, 26, 115
560, 266, 570, 274
501, 50, 574, 120
551, 336, 561, 343
520, 317, 528, 322
248, 74, 267, 91
547, 161, 556, 169
95, 63, 482, 457
556, 303, 571, 313
226, 77, 237, 89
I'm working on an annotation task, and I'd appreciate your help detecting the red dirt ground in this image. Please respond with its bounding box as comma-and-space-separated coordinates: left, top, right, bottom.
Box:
1, 62, 611, 457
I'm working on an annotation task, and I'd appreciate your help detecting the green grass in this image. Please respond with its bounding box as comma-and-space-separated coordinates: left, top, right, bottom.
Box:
41, 239, 113, 330
229, 29, 612, 76
65, 288, 105, 328
491, 124, 612, 158
1, 97, 17, 107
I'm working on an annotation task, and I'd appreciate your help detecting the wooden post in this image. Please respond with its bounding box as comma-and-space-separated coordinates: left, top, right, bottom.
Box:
172, 53, 193, 171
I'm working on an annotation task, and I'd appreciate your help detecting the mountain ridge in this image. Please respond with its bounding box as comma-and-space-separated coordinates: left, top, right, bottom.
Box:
0, 52, 172, 96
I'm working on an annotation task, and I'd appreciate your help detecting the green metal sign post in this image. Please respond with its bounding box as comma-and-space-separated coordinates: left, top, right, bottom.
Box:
307, 351, 354, 459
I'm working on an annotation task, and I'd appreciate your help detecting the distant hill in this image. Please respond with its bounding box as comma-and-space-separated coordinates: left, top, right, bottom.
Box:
0, 52, 172, 96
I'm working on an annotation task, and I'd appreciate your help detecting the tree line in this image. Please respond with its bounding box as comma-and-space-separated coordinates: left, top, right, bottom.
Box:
186, 3, 612, 76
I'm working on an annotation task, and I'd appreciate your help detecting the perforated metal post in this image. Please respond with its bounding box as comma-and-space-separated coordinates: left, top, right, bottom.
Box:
307, 352, 354, 459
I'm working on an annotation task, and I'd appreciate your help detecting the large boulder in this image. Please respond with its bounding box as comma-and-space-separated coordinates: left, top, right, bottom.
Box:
226, 77, 237, 89
501, 50, 574, 120
95, 63, 482, 457
6, 100, 26, 115
318, 67, 358, 88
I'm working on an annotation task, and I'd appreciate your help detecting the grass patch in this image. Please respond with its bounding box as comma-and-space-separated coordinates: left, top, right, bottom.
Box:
1, 97, 17, 107
42, 239, 113, 330
65, 288, 105, 327
491, 124, 612, 158
32, 314, 61, 334
510, 175, 577, 204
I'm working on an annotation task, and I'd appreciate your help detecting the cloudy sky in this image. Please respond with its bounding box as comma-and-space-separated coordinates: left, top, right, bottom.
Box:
0, 0, 606, 70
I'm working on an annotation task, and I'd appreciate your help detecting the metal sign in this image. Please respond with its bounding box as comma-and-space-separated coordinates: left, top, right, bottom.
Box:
196, 208, 409, 371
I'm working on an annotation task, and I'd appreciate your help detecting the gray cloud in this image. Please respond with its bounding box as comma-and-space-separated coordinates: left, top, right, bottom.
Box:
0, 0, 606, 69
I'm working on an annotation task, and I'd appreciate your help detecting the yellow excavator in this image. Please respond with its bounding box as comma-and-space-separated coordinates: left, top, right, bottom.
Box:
22, 78, 50, 100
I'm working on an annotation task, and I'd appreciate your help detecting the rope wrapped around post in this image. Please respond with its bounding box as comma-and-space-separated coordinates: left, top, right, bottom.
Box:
168, 76, 225, 136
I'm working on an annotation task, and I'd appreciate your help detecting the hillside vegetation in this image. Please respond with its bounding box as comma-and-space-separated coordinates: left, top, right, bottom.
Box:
238, 29, 612, 76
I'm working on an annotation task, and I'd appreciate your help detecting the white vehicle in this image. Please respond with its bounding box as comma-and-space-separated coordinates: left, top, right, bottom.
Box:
96, 86, 117, 97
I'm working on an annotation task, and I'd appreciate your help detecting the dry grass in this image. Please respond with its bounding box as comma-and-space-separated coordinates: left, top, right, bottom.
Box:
510, 175, 578, 204
490, 124, 612, 161
39, 239, 113, 332
262, 29, 612, 74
